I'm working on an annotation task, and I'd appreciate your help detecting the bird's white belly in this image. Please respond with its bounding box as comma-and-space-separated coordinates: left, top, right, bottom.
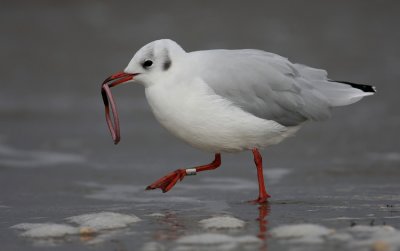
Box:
145, 78, 297, 152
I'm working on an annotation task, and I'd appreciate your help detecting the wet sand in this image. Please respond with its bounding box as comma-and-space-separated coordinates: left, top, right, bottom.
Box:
1, 1, 399, 250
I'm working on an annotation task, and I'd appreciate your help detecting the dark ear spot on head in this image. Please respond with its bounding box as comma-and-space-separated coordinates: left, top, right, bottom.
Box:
163, 59, 171, 71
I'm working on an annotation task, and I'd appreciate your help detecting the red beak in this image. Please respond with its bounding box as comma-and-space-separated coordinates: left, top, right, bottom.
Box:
101, 71, 136, 144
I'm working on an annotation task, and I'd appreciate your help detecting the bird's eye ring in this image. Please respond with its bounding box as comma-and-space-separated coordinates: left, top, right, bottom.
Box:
142, 60, 153, 69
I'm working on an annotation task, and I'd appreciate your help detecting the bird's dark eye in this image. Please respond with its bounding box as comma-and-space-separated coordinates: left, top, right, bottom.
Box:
142, 60, 153, 69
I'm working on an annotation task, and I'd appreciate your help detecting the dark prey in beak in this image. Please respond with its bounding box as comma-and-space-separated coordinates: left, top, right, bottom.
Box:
101, 71, 135, 144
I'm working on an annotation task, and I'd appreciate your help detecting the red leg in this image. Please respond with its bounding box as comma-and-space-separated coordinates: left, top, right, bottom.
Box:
250, 148, 271, 203
146, 153, 221, 193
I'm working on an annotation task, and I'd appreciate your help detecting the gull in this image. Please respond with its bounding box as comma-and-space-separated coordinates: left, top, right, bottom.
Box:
101, 39, 375, 203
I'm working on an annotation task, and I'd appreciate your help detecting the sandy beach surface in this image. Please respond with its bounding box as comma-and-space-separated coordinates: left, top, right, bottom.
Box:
1, 1, 399, 250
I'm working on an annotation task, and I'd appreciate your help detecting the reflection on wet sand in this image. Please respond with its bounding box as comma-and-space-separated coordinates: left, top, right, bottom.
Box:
257, 203, 271, 251
152, 211, 186, 241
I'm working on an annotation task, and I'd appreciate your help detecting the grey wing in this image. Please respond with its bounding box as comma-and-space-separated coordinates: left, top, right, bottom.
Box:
192, 49, 333, 126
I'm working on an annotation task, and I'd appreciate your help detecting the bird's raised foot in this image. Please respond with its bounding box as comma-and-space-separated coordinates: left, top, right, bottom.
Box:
145, 169, 186, 193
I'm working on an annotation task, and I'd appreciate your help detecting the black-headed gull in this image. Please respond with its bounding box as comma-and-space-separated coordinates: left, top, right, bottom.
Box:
101, 39, 375, 203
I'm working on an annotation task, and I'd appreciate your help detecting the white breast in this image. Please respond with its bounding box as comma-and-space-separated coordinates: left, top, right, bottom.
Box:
145, 77, 298, 153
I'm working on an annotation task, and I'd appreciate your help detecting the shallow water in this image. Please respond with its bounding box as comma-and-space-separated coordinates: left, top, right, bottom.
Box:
1, 1, 400, 251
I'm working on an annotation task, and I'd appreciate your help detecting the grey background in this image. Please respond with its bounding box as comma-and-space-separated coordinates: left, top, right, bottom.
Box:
1, 1, 399, 250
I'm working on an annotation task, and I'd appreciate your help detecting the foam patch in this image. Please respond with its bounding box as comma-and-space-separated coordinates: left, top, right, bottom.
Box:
177, 233, 261, 245
12, 223, 79, 238
271, 223, 400, 250
199, 216, 245, 229
67, 212, 141, 230
12, 211, 141, 240
271, 224, 333, 238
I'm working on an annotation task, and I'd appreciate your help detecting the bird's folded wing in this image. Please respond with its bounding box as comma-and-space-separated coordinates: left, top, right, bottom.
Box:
191, 49, 333, 126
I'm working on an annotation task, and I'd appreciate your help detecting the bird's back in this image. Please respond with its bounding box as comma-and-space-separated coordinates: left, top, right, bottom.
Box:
188, 49, 374, 127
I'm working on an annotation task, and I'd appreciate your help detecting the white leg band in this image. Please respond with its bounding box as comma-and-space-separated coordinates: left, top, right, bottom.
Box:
185, 168, 197, 175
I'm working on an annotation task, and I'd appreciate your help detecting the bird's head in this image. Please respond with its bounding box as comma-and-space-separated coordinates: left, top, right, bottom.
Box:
101, 39, 185, 144
124, 39, 185, 86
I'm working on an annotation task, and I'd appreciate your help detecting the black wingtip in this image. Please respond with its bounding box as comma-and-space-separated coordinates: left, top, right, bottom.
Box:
329, 80, 376, 93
